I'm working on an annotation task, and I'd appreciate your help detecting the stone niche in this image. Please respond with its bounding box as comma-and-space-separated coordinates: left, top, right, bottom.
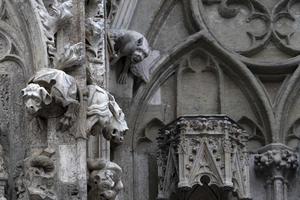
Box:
157, 115, 251, 200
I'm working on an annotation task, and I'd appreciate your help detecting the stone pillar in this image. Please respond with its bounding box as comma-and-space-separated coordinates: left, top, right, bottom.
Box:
52, 0, 87, 198
255, 143, 298, 200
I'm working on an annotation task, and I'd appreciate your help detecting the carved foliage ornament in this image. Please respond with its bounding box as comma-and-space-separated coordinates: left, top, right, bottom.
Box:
157, 116, 251, 200
255, 149, 298, 173
254, 144, 299, 200
34, 0, 73, 64
85, 0, 106, 87
189, 0, 300, 66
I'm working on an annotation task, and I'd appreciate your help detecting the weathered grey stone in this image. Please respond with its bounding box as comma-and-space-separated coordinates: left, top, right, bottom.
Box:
2, 0, 300, 199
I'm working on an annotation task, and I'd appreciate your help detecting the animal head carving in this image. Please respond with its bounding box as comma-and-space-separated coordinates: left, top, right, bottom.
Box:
21, 83, 52, 115
87, 159, 123, 200
105, 94, 128, 143
112, 30, 150, 64
130, 37, 150, 64
86, 85, 128, 143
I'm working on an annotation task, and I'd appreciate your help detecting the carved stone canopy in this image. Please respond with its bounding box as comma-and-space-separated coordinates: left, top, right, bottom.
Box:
157, 115, 251, 200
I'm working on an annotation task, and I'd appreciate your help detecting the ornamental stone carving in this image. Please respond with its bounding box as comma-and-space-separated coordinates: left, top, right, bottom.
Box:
108, 29, 151, 84
54, 42, 85, 70
157, 115, 251, 200
87, 159, 123, 200
15, 148, 56, 200
34, 0, 73, 63
86, 0, 106, 87
21, 68, 79, 131
254, 144, 299, 200
86, 84, 128, 144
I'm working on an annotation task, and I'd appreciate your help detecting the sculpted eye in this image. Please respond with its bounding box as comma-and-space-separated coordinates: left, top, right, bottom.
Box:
136, 38, 143, 46
33, 96, 42, 103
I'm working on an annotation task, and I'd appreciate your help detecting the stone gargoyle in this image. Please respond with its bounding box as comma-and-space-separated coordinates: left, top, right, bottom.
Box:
86, 84, 128, 144
108, 29, 152, 84
87, 159, 123, 200
21, 68, 79, 131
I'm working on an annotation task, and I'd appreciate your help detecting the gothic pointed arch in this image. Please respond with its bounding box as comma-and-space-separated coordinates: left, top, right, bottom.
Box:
130, 31, 275, 150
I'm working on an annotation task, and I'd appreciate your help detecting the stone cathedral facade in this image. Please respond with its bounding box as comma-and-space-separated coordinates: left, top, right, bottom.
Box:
0, 0, 299, 200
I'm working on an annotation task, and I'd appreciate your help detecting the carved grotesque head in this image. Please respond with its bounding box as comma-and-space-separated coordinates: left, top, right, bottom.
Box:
104, 95, 128, 143
21, 83, 52, 115
130, 37, 150, 64
88, 159, 123, 200
112, 30, 150, 64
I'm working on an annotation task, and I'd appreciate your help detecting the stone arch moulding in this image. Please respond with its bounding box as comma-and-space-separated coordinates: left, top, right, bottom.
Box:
108, 0, 138, 29
10, 0, 50, 73
183, 0, 300, 74
130, 30, 276, 150
276, 64, 300, 143
0, 1, 51, 198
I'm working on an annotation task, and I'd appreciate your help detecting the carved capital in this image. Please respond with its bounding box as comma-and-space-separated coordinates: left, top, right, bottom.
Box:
254, 143, 298, 200
255, 143, 298, 177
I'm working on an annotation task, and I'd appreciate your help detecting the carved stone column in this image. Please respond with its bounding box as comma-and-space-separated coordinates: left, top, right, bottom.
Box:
254, 143, 298, 200
157, 115, 251, 200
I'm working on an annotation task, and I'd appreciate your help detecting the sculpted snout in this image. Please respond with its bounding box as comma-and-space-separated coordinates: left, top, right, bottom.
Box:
21, 83, 52, 115
24, 98, 42, 114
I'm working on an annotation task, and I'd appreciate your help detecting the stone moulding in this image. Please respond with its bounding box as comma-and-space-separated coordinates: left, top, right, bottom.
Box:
157, 115, 251, 200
